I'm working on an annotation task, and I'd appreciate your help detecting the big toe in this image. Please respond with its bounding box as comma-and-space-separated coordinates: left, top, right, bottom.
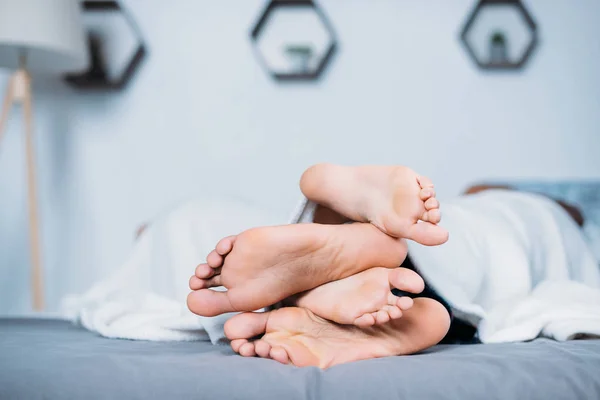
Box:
406, 222, 449, 246
389, 267, 425, 294
224, 311, 270, 340
187, 289, 236, 317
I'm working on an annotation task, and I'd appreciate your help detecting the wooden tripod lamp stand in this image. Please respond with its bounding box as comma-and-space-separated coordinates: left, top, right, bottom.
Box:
0, 0, 88, 311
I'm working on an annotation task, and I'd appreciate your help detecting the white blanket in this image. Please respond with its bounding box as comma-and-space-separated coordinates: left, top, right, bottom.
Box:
62, 198, 278, 344
409, 190, 600, 342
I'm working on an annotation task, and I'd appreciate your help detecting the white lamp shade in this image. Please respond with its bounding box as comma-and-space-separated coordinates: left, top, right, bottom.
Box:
0, 0, 89, 75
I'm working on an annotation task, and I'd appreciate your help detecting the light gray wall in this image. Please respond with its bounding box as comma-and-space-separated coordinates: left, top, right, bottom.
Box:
1, 0, 599, 314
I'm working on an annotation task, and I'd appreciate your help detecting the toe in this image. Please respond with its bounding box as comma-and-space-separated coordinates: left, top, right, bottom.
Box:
417, 175, 435, 190
224, 311, 270, 340
396, 296, 414, 311
406, 222, 449, 246
254, 340, 272, 358
189, 275, 223, 290
389, 267, 425, 294
370, 312, 379, 322
384, 305, 403, 320
187, 289, 236, 317
375, 310, 391, 324
230, 338, 247, 353
239, 342, 257, 357
206, 250, 223, 268
354, 313, 376, 327
419, 187, 436, 201
195, 263, 216, 279
189, 275, 205, 290
425, 209, 441, 224
270, 346, 290, 365
216, 235, 237, 256
424, 197, 439, 211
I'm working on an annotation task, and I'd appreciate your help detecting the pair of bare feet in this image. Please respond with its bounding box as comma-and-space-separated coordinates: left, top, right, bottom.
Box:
187, 164, 451, 368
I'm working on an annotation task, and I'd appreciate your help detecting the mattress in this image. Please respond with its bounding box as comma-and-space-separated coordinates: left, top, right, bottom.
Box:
2, 318, 600, 400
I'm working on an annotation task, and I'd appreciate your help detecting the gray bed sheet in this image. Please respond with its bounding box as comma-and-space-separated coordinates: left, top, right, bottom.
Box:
2, 318, 600, 400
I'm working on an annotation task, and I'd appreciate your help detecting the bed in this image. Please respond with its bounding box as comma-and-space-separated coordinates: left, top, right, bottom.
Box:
4, 182, 600, 399
2, 318, 600, 399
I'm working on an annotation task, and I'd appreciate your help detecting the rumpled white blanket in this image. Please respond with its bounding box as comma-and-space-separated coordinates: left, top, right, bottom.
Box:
379, 190, 600, 343
62, 198, 278, 344
407, 190, 600, 342
64, 190, 600, 344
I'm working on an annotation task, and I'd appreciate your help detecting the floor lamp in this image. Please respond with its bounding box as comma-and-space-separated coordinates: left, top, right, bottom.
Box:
0, 0, 88, 311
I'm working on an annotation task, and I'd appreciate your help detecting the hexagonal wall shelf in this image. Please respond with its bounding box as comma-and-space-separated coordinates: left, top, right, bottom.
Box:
460, 0, 538, 70
65, 1, 146, 90
250, 0, 337, 81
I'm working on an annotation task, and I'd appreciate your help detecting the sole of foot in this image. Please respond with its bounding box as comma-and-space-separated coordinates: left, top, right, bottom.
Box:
289, 266, 425, 327
225, 299, 451, 369
300, 163, 449, 246
187, 222, 408, 317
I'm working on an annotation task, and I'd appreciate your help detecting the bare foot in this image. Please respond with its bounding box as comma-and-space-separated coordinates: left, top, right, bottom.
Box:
287, 267, 425, 327
225, 299, 451, 369
300, 164, 448, 246
187, 223, 408, 317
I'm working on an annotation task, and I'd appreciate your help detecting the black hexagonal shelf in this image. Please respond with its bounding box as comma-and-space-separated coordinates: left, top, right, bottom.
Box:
250, 0, 337, 81
460, 0, 538, 70
65, 1, 146, 90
